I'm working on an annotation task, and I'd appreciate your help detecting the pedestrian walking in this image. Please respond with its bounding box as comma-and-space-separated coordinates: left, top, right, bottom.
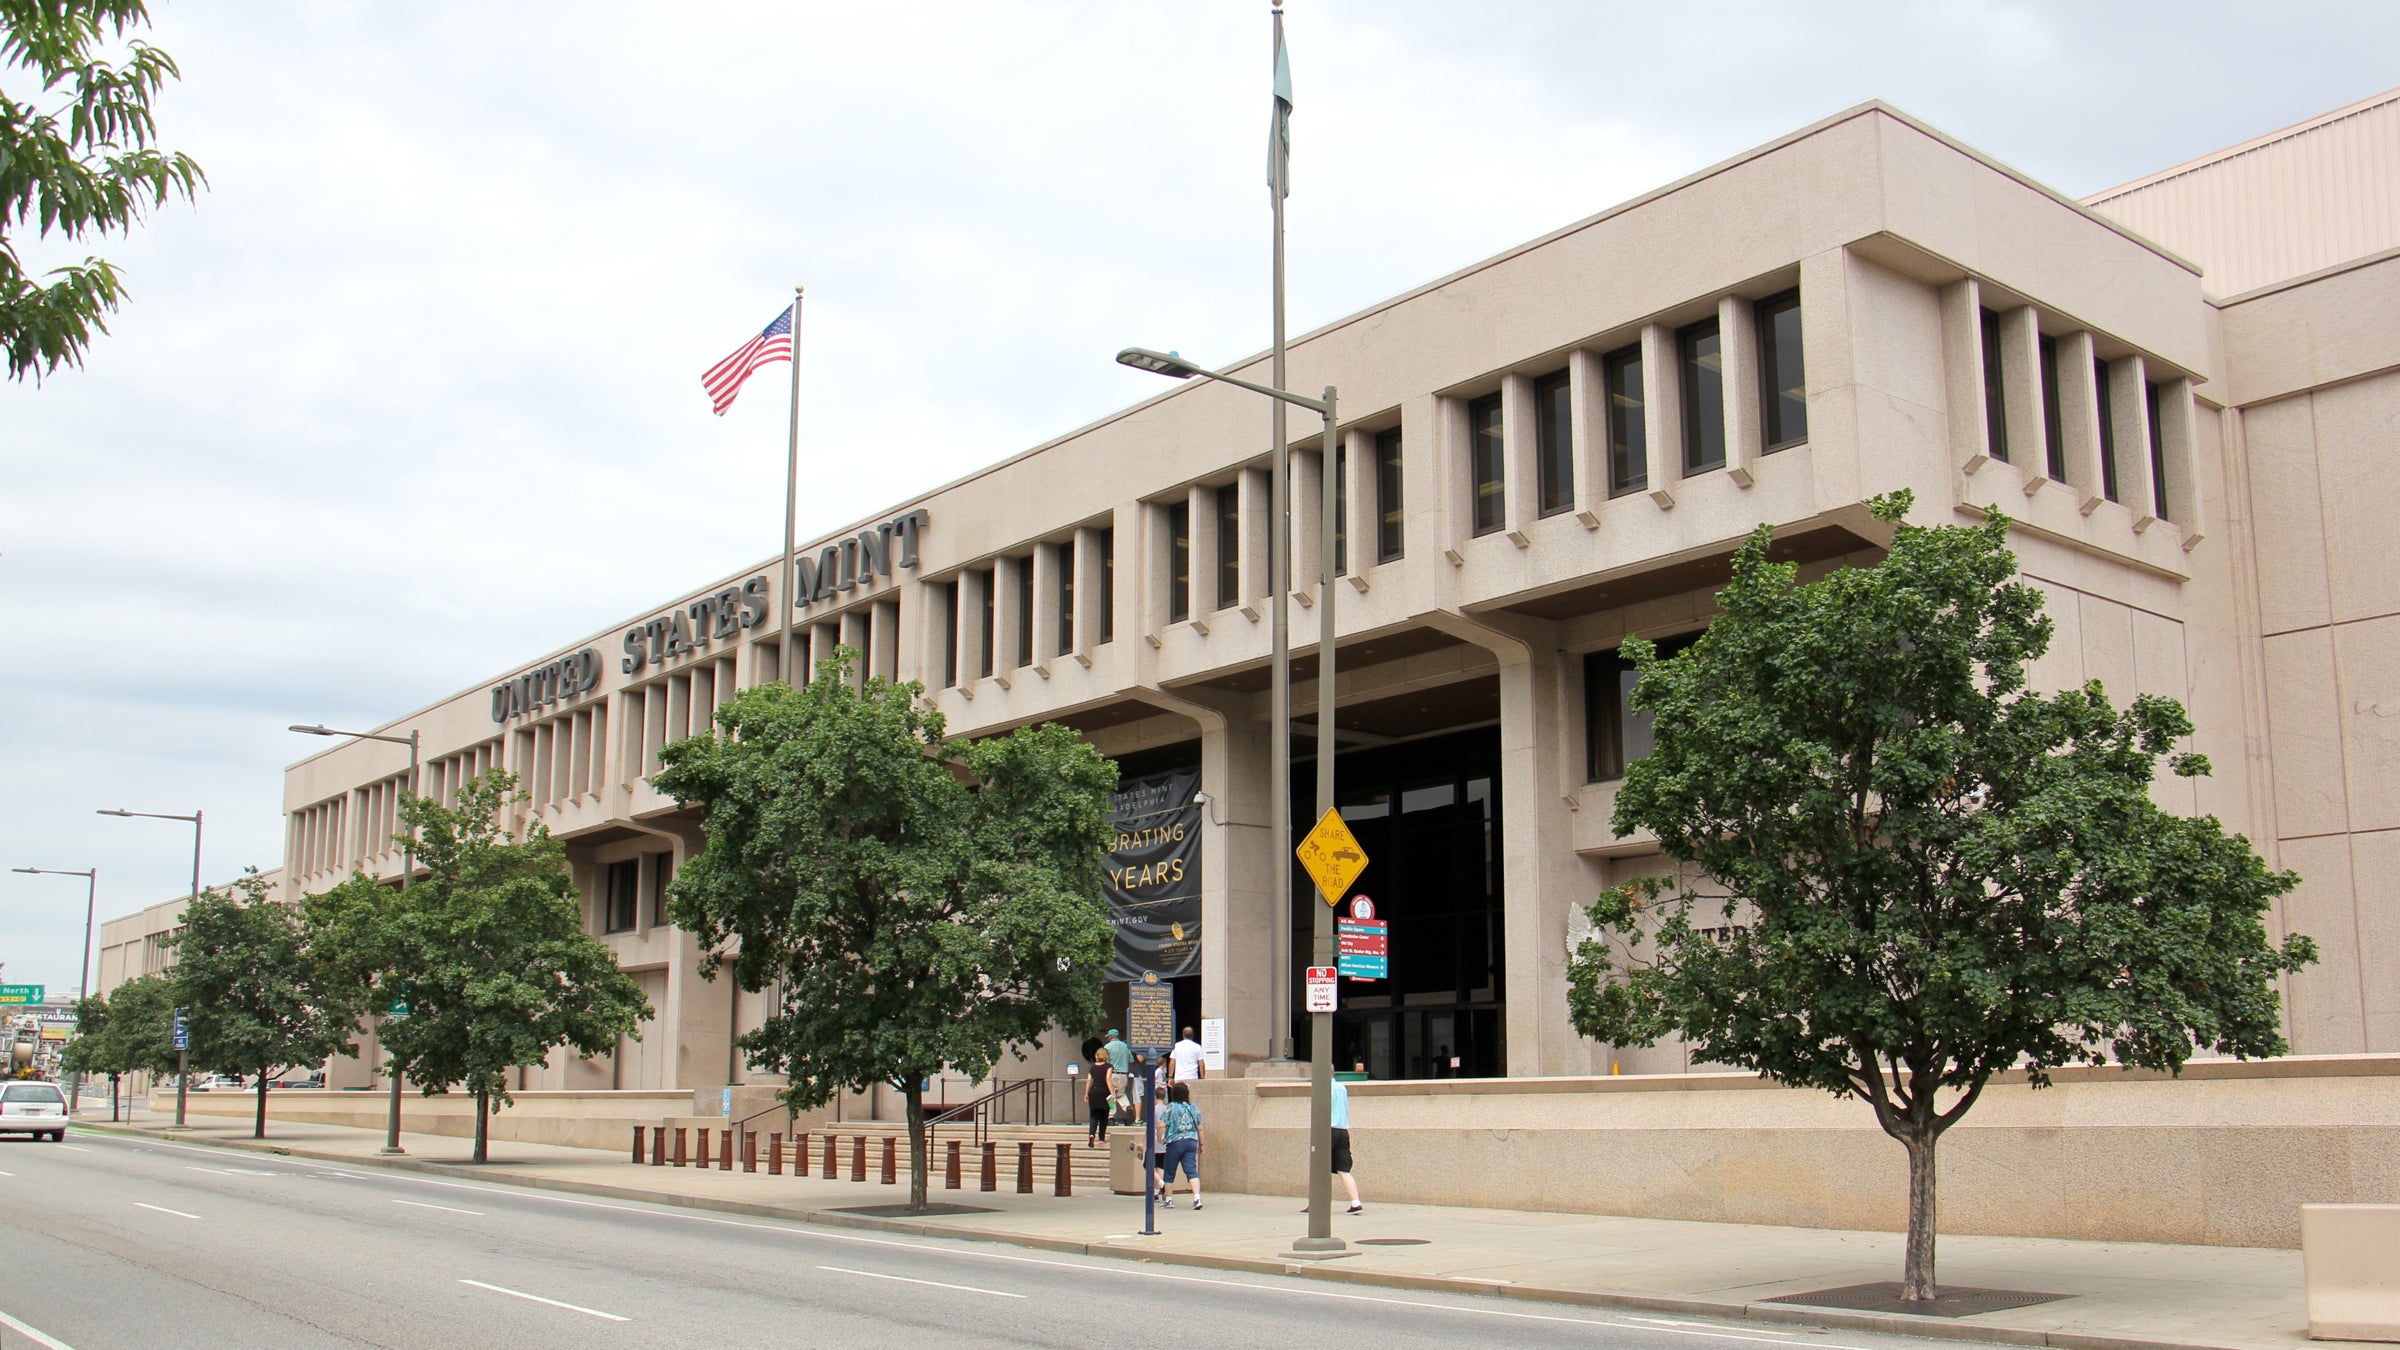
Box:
1331, 1063, 1362, 1213
1086, 1049, 1114, 1146
1168, 1026, 1205, 1082
1103, 1027, 1131, 1117
1160, 1082, 1204, 1208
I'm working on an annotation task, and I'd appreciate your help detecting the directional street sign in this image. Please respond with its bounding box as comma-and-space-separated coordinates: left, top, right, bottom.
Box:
388, 998, 411, 1020
0, 985, 44, 1005
172, 1031, 189, 1050
1338, 917, 1389, 980
1295, 808, 1369, 906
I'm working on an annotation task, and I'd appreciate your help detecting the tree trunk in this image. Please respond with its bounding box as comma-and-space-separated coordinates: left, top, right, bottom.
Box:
904, 1080, 927, 1213
1901, 1128, 1939, 1301
254, 1072, 269, 1139
474, 1088, 490, 1164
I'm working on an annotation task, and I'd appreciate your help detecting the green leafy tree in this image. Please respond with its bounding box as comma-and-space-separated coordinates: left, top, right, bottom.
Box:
2, 0, 205, 379
171, 868, 361, 1139
1566, 492, 2314, 1303
655, 651, 1118, 1212
61, 973, 176, 1120
339, 770, 650, 1163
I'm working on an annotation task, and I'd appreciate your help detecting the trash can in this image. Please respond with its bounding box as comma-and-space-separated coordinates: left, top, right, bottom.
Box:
1110, 1130, 1150, 1195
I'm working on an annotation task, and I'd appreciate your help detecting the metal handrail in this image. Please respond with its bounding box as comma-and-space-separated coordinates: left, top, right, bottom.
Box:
924, 1077, 1046, 1146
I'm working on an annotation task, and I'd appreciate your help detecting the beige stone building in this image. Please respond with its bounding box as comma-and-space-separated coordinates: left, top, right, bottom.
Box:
107, 89, 2400, 1105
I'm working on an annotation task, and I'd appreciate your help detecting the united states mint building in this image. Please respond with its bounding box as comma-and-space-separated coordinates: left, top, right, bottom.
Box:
107, 91, 2400, 1173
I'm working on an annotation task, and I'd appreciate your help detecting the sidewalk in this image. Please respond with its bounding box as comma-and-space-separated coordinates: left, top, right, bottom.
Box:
71, 1110, 2311, 1350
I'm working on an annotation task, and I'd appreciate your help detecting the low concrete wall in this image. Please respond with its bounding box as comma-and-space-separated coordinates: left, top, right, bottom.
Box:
156, 1088, 692, 1152
1190, 1054, 2400, 1250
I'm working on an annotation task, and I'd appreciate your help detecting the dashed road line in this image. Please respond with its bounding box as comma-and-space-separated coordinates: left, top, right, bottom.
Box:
459, 1279, 627, 1322
133, 1202, 199, 1219
818, 1265, 1023, 1298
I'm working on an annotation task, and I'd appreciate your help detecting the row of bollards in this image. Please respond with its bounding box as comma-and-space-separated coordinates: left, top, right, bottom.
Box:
631, 1125, 1072, 1196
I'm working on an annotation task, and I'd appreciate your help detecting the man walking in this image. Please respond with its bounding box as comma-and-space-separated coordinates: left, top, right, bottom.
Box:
1168, 1026, 1205, 1083
1329, 1064, 1362, 1214
1102, 1027, 1132, 1118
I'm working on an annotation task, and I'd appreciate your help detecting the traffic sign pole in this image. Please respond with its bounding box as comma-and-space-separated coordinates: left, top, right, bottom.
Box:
172, 1007, 188, 1128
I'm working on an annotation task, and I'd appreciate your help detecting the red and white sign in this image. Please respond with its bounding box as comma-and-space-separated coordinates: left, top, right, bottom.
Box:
1305, 966, 1338, 1013
1351, 896, 1376, 920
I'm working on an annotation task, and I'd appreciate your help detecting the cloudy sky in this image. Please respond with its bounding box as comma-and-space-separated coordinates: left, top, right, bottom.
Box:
2, 0, 2392, 995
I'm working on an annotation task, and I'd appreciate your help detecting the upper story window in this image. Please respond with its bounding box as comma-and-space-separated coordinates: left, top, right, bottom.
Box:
1534, 368, 1573, 516
1756, 290, 1806, 450
2144, 379, 2169, 522
1468, 392, 1504, 534
1980, 307, 2010, 464
2039, 333, 2066, 481
1585, 632, 1700, 782
2095, 358, 2121, 502
1056, 538, 1075, 656
1603, 344, 1646, 495
1215, 483, 1241, 609
1097, 527, 1115, 644
1167, 502, 1191, 623
1331, 441, 1348, 576
1678, 320, 1725, 474
976, 567, 996, 677
935, 580, 958, 688
1014, 556, 1035, 666
605, 859, 638, 934
649, 854, 674, 927
1374, 428, 1404, 563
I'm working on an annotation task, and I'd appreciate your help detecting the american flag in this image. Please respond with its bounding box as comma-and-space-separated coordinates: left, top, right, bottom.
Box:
701, 304, 794, 415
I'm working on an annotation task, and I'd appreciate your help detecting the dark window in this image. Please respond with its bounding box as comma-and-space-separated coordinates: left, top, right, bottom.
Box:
604, 859, 638, 934
1534, 369, 1573, 515
1679, 319, 1724, 473
1374, 428, 1404, 562
1584, 633, 1701, 781
1097, 528, 1114, 644
1056, 539, 1075, 656
1980, 307, 2009, 463
976, 568, 995, 678
1468, 392, 1504, 534
650, 854, 674, 927
1167, 502, 1191, 623
936, 580, 958, 688
2145, 379, 2169, 522
1757, 290, 1806, 450
2095, 358, 2120, 503
2039, 333, 2066, 481
1332, 441, 1348, 576
1014, 557, 1034, 666
1215, 484, 1241, 609
1603, 344, 1646, 494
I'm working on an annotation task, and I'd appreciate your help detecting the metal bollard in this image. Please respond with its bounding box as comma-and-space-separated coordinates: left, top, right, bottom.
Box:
673, 1127, 687, 1167
850, 1135, 867, 1182
743, 1130, 757, 1173
1054, 1142, 1071, 1196
945, 1139, 961, 1190
1015, 1141, 1034, 1194
652, 1126, 666, 1166
631, 1125, 646, 1164
979, 1140, 997, 1192
720, 1129, 733, 1172
695, 1128, 711, 1169
880, 1136, 897, 1185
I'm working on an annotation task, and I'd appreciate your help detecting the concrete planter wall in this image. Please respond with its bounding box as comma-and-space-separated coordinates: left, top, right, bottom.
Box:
154, 1087, 692, 1153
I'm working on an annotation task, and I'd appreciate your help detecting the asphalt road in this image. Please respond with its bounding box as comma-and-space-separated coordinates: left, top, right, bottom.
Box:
0, 1128, 1957, 1350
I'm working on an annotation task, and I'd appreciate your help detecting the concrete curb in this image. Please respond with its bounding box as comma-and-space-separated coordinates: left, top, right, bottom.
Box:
71, 1121, 2253, 1350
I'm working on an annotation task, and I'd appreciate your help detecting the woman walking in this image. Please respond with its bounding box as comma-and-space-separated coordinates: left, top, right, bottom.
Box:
1159, 1082, 1204, 1209
1086, 1049, 1115, 1146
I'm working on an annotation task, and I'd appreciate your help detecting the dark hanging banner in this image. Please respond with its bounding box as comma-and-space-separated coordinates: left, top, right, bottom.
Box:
1104, 768, 1202, 981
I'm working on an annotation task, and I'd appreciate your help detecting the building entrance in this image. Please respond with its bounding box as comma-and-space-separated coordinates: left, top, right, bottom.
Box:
1290, 726, 1504, 1078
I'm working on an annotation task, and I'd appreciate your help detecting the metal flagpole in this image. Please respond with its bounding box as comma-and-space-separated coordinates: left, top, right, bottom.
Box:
780, 285, 806, 684
1267, 0, 1294, 1069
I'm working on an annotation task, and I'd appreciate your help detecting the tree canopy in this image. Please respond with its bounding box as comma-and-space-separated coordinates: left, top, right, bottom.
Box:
305, 770, 651, 1162
172, 868, 361, 1138
1566, 492, 2314, 1302
61, 972, 175, 1119
2, 0, 205, 379
654, 652, 1117, 1211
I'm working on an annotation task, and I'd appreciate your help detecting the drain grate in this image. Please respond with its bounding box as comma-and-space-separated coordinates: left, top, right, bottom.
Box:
1765, 1282, 2070, 1318
1353, 1238, 1431, 1246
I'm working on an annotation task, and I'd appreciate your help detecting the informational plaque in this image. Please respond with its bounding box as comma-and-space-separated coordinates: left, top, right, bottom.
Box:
1127, 973, 1175, 1055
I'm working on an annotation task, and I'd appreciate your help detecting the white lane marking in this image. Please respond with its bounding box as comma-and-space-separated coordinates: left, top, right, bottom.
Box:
458, 1279, 627, 1322
55, 1145, 90, 1153
817, 1265, 1022, 1299
133, 1202, 199, 1219
394, 1199, 484, 1217
90, 1134, 1863, 1347
0, 1169, 15, 1177
0, 1304, 77, 1349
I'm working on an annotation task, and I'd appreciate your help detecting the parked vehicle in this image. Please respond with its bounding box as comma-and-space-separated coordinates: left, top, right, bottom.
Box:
0, 1081, 68, 1140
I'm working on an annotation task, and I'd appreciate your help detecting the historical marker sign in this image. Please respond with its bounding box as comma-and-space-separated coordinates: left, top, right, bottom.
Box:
1127, 974, 1175, 1055
1296, 808, 1368, 906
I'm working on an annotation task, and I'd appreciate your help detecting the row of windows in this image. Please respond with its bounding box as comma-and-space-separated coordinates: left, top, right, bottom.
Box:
1979, 306, 2176, 523
1469, 290, 1805, 533
1163, 429, 1408, 625
933, 528, 1117, 688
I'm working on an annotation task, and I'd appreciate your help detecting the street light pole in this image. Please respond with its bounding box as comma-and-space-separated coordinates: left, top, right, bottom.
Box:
291, 723, 417, 1155
1116, 347, 1346, 1254
97, 809, 201, 1126
11, 867, 97, 1112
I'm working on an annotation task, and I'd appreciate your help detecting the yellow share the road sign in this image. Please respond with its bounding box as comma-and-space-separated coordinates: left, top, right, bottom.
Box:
1296, 808, 1369, 906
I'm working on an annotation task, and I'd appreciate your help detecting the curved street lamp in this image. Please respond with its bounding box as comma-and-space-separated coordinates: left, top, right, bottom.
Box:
10, 867, 96, 1112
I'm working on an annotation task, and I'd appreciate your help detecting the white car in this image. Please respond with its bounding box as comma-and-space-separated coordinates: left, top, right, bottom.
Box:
0, 1082, 68, 1140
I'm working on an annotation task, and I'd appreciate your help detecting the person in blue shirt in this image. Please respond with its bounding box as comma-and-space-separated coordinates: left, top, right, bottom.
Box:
1158, 1081, 1204, 1209
1327, 1066, 1362, 1214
